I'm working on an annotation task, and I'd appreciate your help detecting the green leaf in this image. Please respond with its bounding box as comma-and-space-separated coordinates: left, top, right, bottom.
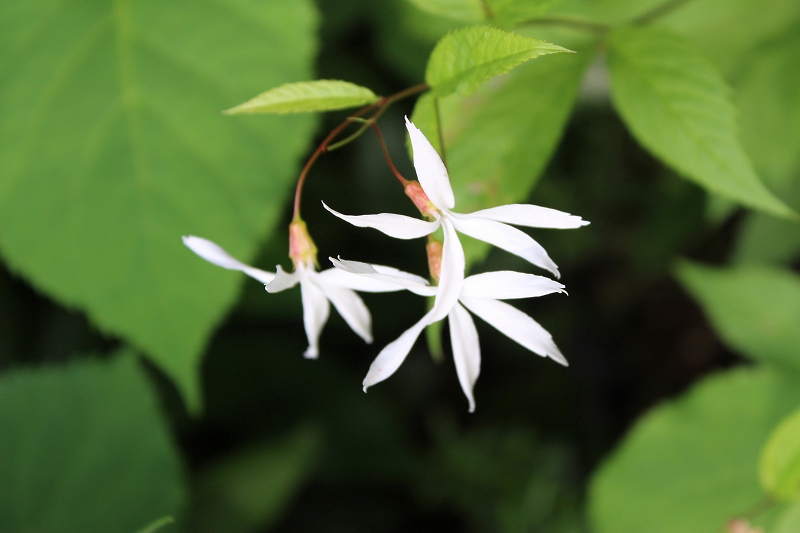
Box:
761, 407, 800, 501
775, 501, 800, 533
425, 25, 572, 96
489, 0, 561, 25
589, 366, 800, 533
733, 213, 800, 266
186, 426, 319, 533
659, 0, 800, 77
607, 26, 794, 219
676, 261, 800, 374
0, 352, 185, 533
0, 0, 318, 410
134, 516, 174, 533
736, 29, 800, 191
405, 0, 486, 22
225, 80, 380, 115
410, 92, 443, 156
415, 43, 591, 266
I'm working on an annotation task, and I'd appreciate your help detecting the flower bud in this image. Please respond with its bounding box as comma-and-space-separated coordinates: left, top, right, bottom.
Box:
405, 181, 438, 217
289, 219, 318, 267
426, 238, 443, 284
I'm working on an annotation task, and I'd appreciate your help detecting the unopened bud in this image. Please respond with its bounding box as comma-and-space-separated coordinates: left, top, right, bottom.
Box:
289, 219, 318, 267
405, 181, 438, 217
727, 519, 763, 533
427, 238, 443, 284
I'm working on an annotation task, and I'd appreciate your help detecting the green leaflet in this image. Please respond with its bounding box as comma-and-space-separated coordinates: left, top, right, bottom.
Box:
405, 0, 486, 22
414, 44, 591, 267
186, 427, 319, 533
589, 366, 800, 533
607, 26, 794, 219
225, 80, 380, 114
0, 352, 185, 533
676, 261, 800, 375
0, 0, 318, 410
775, 501, 800, 533
761, 407, 800, 501
425, 25, 571, 96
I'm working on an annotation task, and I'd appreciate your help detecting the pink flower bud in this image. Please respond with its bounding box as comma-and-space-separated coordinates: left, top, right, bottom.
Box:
426, 238, 443, 284
404, 180, 438, 217
289, 219, 318, 267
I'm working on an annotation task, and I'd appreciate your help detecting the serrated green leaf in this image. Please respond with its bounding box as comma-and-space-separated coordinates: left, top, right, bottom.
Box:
225, 80, 379, 115
425, 25, 571, 96
736, 29, 800, 192
675, 262, 800, 374
0, 0, 318, 410
187, 427, 319, 533
415, 44, 591, 267
761, 408, 800, 501
0, 352, 185, 533
607, 26, 794, 219
589, 366, 800, 533
405, 0, 486, 22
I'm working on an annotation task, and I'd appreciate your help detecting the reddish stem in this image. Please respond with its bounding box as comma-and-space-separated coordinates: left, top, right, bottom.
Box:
371, 122, 409, 185
291, 83, 428, 221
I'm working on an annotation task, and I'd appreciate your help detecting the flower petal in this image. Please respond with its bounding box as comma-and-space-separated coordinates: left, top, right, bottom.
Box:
449, 302, 481, 413
265, 264, 301, 293
460, 296, 568, 366
429, 218, 465, 322
301, 276, 330, 359
320, 285, 372, 344
363, 309, 436, 391
449, 215, 560, 278
405, 117, 455, 210
323, 202, 439, 239
328, 257, 436, 296
461, 271, 565, 300
468, 204, 589, 229
182, 235, 275, 284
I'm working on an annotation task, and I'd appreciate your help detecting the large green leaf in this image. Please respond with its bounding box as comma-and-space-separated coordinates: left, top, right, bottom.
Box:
676, 261, 800, 375
0, 0, 318, 409
0, 352, 185, 533
425, 25, 571, 96
437, 45, 592, 267
775, 501, 800, 533
225, 80, 379, 115
589, 366, 800, 533
607, 26, 793, 219
760, 407, 800, 501
736, 29, 800, 192
659, 0, 800, 77
405, 0, 486, 22
187, 427, 319, 533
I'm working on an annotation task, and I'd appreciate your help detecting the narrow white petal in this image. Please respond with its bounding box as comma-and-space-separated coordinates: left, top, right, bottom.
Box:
461, 271, 565, 300
460, 297, 568, 366
363, 309, 436, 391
182, 235, 275, 284
328, 257, 436, 296
450, 215, 560, 278
429, 219, 465, 322
321, 285, 373, 344
301, 277, 330, 359
266, 265, 301, 293
449, 303, 481, 413
405, 117, 455, 210
468, 204, 589, 229
323, 202, 439, 239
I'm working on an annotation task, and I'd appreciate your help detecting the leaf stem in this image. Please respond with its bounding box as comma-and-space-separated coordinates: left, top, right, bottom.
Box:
291, 83, 429, 221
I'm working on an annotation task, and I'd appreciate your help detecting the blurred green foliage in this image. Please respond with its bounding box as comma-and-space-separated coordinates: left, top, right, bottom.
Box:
0, 0, 799, 532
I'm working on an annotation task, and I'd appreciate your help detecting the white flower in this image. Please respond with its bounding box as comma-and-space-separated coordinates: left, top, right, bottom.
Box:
331, 257, 568, 412
323, 117, 589, 280
183, 235, 424, 359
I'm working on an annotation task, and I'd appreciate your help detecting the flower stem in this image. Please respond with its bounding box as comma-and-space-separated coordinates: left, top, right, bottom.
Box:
291, 83, 429, 221
371, 122, 409, 185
